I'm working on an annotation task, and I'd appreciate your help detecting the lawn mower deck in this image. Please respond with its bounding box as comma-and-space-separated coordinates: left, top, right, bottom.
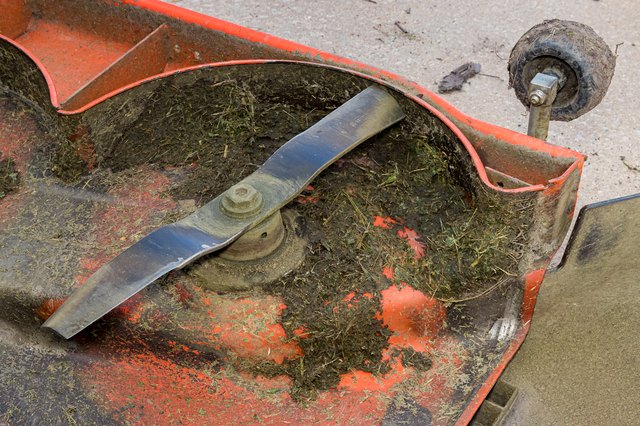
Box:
0, 1, 586, 424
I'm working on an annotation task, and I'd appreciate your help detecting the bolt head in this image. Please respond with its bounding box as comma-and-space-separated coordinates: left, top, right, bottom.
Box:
529, 89, 547, 106
221, 183, 263, 218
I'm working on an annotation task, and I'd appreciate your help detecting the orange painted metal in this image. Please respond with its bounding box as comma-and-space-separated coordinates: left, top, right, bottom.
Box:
0, 0, 30, 39
0, 1, 586, 424
0, 0, 584, 193
456, 269, 547, 424
62, 24, 171, 110
15, 19, 134, 103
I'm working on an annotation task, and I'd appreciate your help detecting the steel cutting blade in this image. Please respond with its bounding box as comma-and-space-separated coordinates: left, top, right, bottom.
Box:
42, 85, 405, 339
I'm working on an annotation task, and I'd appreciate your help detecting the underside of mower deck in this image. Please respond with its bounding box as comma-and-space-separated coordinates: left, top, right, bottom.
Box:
0, 1, 589, 424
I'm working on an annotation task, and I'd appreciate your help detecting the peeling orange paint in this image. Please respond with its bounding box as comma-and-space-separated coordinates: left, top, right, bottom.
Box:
373, 215, 398, 229
382, 266, 395, 280
397, 226, 427, 259
378, 285, 445, 352
339, 357, 407, 391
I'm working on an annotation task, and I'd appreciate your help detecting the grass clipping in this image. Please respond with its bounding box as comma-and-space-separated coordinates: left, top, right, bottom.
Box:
258, 119, 531, 399
0, 153, 19, 199
47, 65, 532, 401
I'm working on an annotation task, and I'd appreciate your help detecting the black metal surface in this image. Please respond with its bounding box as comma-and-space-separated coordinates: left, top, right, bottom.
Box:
42, 85, 405, 339
555, 192, 640, 270
381, 397, 433, 425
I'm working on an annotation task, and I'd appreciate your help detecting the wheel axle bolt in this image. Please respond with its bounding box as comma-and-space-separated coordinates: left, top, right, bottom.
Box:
529, 89, 547, 106
221, 183, 263, 218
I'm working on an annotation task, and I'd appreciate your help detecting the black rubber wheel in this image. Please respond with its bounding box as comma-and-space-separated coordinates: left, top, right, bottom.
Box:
508, 19, 616, 121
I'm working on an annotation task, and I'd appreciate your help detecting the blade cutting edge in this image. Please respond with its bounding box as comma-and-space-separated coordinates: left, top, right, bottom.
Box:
42, 86, 405, 338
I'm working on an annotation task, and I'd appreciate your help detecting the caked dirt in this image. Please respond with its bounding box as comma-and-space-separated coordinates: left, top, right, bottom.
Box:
0, 154, 19, 198
2, 62, 533, 400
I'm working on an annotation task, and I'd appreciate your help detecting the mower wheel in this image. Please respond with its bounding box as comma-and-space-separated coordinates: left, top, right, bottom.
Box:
508, 19, 615, 121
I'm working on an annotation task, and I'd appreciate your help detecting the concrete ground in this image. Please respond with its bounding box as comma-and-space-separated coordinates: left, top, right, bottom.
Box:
500, 195, 640, 425
168, 1, 640, 423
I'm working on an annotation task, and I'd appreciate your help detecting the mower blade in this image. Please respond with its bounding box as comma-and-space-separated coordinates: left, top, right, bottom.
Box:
42, 86, 405, 339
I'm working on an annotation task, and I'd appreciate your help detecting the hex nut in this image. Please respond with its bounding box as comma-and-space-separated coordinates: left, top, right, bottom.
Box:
221, 183, 263, 218
529, 89, 547, 106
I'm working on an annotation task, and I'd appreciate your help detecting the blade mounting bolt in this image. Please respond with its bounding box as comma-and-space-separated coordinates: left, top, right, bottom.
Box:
221, 183, 263, 218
